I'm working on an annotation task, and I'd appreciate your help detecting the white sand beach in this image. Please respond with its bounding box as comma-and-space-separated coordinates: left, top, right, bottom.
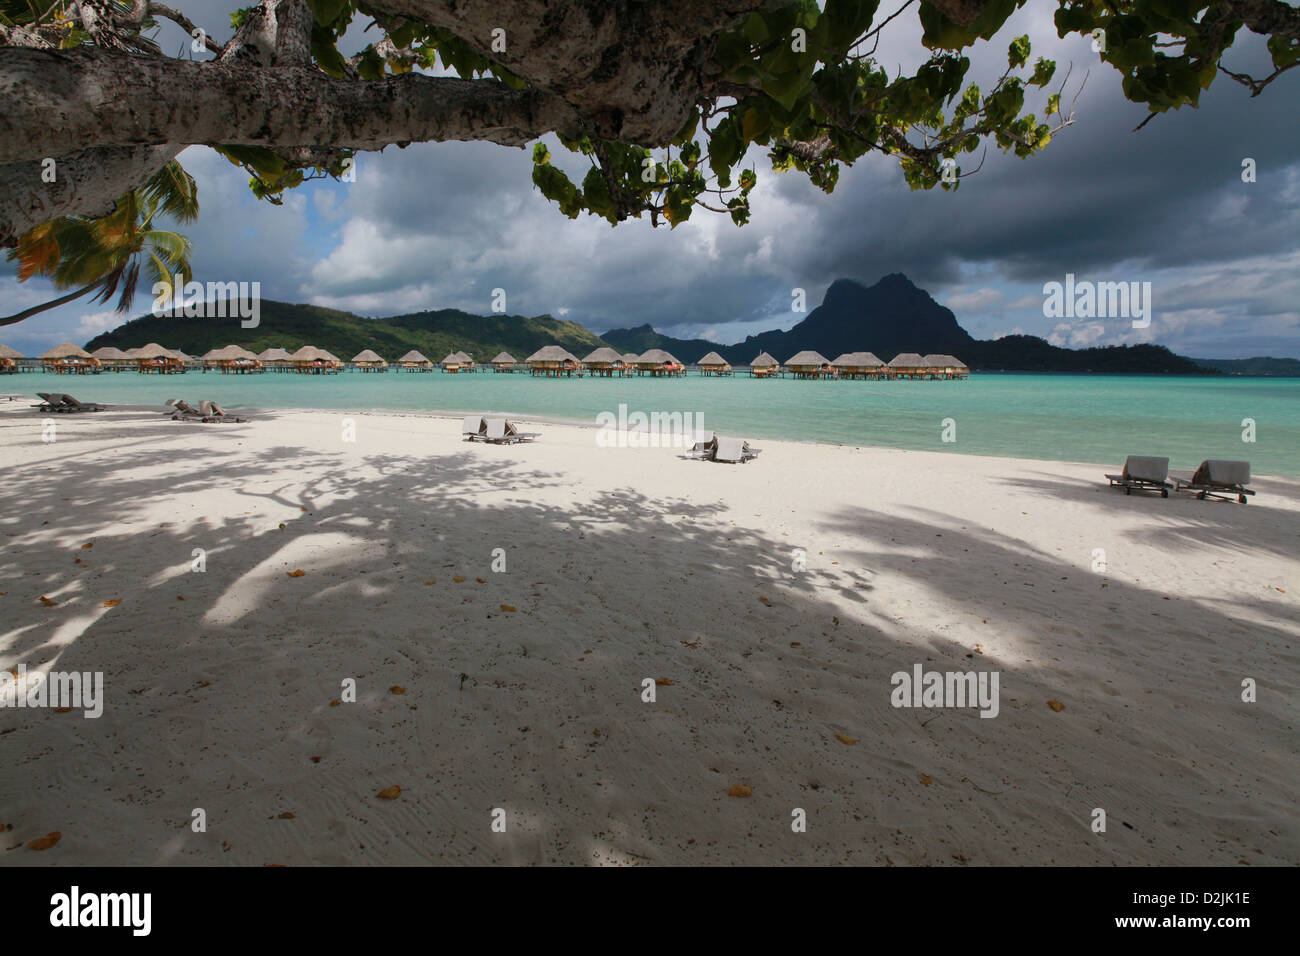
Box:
0, 405, 1296, 866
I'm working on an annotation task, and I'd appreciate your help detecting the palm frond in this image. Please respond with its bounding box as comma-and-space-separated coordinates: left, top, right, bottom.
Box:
142, 161, 200, 225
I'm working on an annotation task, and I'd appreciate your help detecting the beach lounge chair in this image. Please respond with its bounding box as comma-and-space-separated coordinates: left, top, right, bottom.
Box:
169, 399, 204, 420
685, 432, 716, 460
61, 394, 105, 412
483, 418, 509, 443
712, 435, 760, 464
462, 415, 486, 440
504, 420, 540, 443
1105, 455, 1171, 497
1172, 460, 1254, 504
33, 392, 69, 412
198, 400, 247, 423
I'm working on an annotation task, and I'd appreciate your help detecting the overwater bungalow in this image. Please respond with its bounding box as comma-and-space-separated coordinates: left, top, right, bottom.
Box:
490, 351, 518, 372
0, 344, 22, 374
440, 352, 466, 373
454, 351, 477, 372
831, 351, 885, 380
207, 344, 264, 374
135, 342, 185, 374
351, 349, 388, 372
581, 347, 626, 377
696, 351, 733, 376
288, 346, 341, 374
885, 352, 927, 380
922, 353, 970, 380
41, 342, 98, 374
784, 350, 833, 379
633, 348, 685, 377
525, 345, 581, 377
257, 347, 294, 372
90, 346, 132, 372
171, 349, 199, 371
749, 351, 779, 378
396, 349, 435, 372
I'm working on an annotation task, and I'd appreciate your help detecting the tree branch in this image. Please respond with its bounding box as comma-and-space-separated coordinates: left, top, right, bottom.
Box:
0, 46, 584, 165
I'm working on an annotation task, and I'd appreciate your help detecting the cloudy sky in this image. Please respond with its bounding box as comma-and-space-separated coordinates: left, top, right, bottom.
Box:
4, 1, 1298, 358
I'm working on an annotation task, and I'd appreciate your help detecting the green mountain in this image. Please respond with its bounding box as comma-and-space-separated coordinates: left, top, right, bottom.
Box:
602, 274, 1208, 374
84, 300, 612, 362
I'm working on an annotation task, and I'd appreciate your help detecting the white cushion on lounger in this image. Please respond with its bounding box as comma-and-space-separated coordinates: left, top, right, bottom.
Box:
1204, 460, 1250, 485
484, 418, 507, 441
1123, 456, 1169, 483
714, 436, 746, 462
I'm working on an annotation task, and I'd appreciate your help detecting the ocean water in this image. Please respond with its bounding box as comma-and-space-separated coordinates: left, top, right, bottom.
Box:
8, 370, 1299, 476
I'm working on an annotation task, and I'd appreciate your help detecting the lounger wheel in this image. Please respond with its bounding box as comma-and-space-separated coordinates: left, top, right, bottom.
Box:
1238, 494, 1246, 504
1161, 488, 1168, 498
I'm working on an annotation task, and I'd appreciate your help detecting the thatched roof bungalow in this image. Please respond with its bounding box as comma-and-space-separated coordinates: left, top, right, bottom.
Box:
41, 342, 97, 374
133, 342, 184, 374
525, 345, 580, 377
490, 351, 517, 372
633, 348, 684, 377
831, 351, 885, 379
396, 349, 434, 372
885, 352, 927, 379
922, 353, 970, 379
90, 346, 131, 371
440, 352, 466, 373
256, 347, 293, 372
784, 350, 833, 379
351, 349, 388, 372
748, 351, 779, 378
204, 344, 263, 374
581, 347, 625, 377
696, 351, 733, 376
453, 351, 476, 370
0, 343, 22, 374
287, 345, 339, 374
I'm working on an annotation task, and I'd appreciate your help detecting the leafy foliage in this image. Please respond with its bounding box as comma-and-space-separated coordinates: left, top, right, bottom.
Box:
7, 161, 197, 313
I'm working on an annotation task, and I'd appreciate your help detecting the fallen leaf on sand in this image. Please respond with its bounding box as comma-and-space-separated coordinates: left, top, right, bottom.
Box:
310, 756, 322, 763
39, 596, 58, 606
920, 773, 933, 787
81, 542, 93, 550
390, 685, 406, 695
759, 596, 771, 606
790, 641, 801, 647
287, 569, 305, 578
424, 580, 435, 586
300, 506, 308, 512
53, 707, 72, 713
835, 733, 858, 745
376, 786, 402, 800
728, 784, 752, 798
1047, 700, 1065, 712
176, 595, 185, 601
476, 577, 486, 583
500, 604, 516, 612
196, 681, 209, 688
655, 678, 674, 686
453, 576, 466, 583
27, 832, 61, 851
102, 599, 121, 608
277, 812, 295, 819
329, 699, 341, 707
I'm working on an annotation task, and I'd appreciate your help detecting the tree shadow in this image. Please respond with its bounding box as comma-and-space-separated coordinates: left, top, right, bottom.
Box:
0, 425, 1294, 866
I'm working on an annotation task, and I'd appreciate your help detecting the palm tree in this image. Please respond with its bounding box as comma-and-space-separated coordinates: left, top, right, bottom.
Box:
2, 160, 198, 327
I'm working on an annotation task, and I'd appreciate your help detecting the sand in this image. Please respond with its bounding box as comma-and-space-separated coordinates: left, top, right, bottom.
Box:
0, 404, 1296, 866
